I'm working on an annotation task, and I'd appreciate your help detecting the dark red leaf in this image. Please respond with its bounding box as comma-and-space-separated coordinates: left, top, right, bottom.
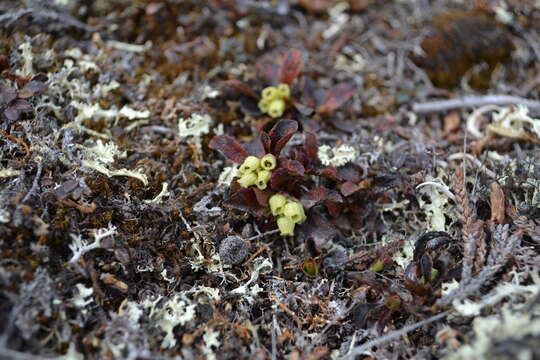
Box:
413, 231, 451, 261
340, 181, 360, 197
301, 186, 330, 209
268, 119, 298, 155
9, 98, 32, 111
290, 147, 307, 166
316, 82, 358, 115
239, 96, 262, 116
209, 135, 249, 163
212, 0, 247, 18
253, 188, 272, 208
2, 71, 31, 87
296, 213, 339, 246
270, 168, 298, 191
224, 188, 266, 217
4, 108, 21, 121
302, 186, 342, 209
331, 119, 356, 133
297, 0, 335, 14
279, 49, 303, 86
278, 158, 305, 176
318, 166, 340, 181
303, 131, 318, 160
371, 174, 402, 194
325, 201, 342, 217
404, 263, 429, 297
337, 165, 362, 182
0, 85, 17, 105
256, 59, 280, 84
18, 80, 48, 99
298, 77, 320, 109
352, 303, 377, 328
302, 187, 328, 209
260, 131, 271, 153
420, 254, 433, 283
329, 213, 352, 230
55, 180, 79, 200
224, 79, 257, 99
0, 55, 8, 72
243, 136, 266, 158
293, 102, 314, 116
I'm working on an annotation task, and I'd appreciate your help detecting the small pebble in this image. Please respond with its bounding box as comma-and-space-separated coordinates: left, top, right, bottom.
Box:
219, 236, 248, 266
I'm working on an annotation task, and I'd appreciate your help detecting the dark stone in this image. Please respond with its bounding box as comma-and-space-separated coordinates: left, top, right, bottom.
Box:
219, 236, 248, 266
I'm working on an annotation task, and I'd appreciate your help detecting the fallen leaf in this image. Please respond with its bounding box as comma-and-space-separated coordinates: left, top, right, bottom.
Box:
489, 182, 505, 224
279, 49, 303, 86
209, 135, 249, 163
316, 82, 358, 115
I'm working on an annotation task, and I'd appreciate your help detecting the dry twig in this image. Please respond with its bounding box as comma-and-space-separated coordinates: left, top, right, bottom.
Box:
343, 311, 450, 358
412, 95, 540, 113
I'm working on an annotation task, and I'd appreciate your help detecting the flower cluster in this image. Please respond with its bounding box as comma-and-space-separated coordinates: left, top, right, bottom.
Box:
268, 194, 306, 236
258, 84, 291, 118
237, 154, 277, 190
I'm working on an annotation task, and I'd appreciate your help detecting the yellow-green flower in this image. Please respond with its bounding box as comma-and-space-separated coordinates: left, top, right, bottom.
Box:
283, 201, 306, 224
239, 156, 260, 175
260, 154, 277, 170
258, 83, 291, 118
262, 86, 280, 101
277, 216, 295, 236
256, 170, 271, 190
277, 83, 290, 99
237, 172, 257, 188
269, 194, 287, 216
268, 99, 285, 119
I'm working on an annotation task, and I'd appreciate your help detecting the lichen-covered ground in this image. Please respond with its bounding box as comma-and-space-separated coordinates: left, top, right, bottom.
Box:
1, 1, 540, 359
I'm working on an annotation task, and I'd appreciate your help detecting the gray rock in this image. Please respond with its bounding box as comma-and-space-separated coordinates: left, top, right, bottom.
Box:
219, 236, 249, 266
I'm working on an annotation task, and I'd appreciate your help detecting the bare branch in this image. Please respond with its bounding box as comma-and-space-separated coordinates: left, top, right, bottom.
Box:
343, 311, 449, 358
412, 95, 540, 114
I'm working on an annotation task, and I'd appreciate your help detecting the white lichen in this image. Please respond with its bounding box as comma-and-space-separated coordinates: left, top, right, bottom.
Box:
160, 269, 175, 283
487, 104, 540, 141
178, 113, 213, 149
323, 2, 350, 39
118, 299, 143, 326
202, 328, 221, 360
0, 207, 10, 223
453, 272, 540, 317
335, 47, 366, 73
58, 342, 85, 360
441, 279, 460, 296
231, 258, 273, 304
72, 102, 150, 123
392, 238, 415, 270
0, 167, 21, 178
217, 165, 238, 186
73, 284, 94, 310
106, 40, 151, 53
417, 177, 454, 231
144, 182, 170, 204
447, 308, 540, 360
69, 224, 117, 263
494, 2, 514, 24
190, 286, 221, 302
16, 42, 34, 77
318, 144, 357, 167
153, 295, 196, 349
82, 140, 126, 165
81, 140, 148, 185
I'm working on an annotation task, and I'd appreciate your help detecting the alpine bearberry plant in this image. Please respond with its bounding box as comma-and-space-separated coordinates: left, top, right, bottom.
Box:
209, 118, 402, 239
224, 49, 358, 122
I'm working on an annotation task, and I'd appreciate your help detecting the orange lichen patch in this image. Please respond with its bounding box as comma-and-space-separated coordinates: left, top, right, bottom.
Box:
412, 10, 514, 88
